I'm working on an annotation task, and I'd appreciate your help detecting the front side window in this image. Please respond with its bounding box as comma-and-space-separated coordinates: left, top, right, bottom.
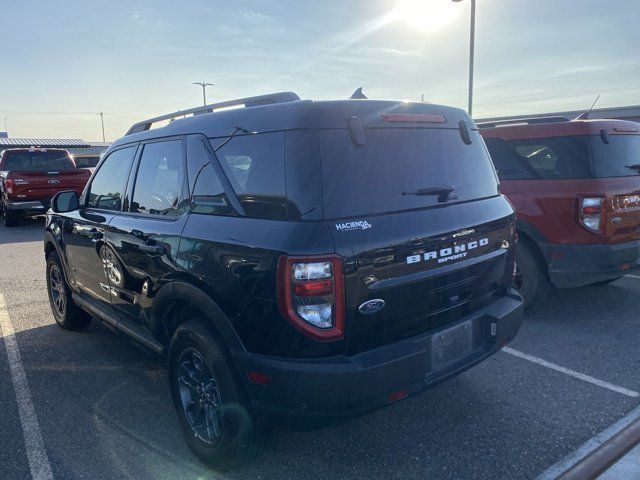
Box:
131, 140, 184, 216
87, 146, 136, 211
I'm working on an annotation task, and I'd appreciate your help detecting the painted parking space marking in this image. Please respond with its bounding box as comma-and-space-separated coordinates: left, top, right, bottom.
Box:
0, 292, 54, 480
502, 347, 639, 398
624, 274, 640, 279
537, 403, 640, 479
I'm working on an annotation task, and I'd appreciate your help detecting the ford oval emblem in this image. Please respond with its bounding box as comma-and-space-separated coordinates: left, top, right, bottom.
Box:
358, 299, 386, 315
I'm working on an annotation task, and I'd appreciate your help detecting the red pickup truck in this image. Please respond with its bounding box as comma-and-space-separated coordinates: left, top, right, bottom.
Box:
480, 117, 640, 307
0, 148, 91, 227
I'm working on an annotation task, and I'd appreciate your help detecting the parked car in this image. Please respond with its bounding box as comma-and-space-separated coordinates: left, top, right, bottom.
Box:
480, 116, 640, 307
0, 147, 91, 226
44, 92, 523, 469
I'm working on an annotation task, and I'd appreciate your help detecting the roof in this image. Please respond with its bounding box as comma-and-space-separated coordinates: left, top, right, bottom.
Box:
479, 118, 640, 141
0, 138, 90, 148
111, 98, 472, 150
477, 104, 640, 125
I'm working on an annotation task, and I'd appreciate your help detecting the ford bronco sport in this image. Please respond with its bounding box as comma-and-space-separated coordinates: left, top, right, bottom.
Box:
480, 116, 640, 307
44, 92, 523, 469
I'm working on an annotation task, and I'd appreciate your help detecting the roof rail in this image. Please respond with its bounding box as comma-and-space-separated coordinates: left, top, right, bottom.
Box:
125, 91, 301, 136
476, 116, 570, 129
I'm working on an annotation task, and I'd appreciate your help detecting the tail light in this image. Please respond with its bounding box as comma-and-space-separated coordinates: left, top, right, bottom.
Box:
4, 179, 13, 195
579, 197, 605, 233
277, 255, 345, 341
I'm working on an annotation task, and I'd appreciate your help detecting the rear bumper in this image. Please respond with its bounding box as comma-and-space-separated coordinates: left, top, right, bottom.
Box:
5, 200, 48, 213
544, 240, 640, 288
233, 290, 523, 429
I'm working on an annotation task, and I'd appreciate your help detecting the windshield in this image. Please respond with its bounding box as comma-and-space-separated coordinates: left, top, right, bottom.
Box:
319, 128, 499, 218
3, 150, 75, 171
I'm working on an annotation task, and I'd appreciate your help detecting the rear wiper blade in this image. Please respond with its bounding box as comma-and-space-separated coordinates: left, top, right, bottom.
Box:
625, 164, 640, 170
402, 185, 456, 202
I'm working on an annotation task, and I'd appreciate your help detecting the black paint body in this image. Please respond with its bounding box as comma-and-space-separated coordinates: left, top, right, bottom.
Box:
45, 98, 524, 428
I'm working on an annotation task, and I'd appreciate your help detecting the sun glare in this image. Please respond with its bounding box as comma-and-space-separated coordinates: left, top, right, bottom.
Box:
391, 0, 461, 30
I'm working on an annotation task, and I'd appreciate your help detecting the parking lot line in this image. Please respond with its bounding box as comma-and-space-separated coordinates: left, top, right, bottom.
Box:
502, 347, 639, 398
625, 274, 640, 279
537, 403, 640, 479
0, 293, 54, 480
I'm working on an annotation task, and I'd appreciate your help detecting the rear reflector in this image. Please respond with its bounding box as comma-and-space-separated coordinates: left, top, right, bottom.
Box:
247, 371, 270, 385
381, 113, 446, 124
388, 389, 409, 403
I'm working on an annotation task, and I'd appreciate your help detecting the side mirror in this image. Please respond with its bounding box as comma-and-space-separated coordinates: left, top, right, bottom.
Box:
51, 191, 79, 213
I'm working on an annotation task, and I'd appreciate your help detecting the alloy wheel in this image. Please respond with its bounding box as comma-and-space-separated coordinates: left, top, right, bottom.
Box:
49, 264, 67, 317
177, 349, 223, 444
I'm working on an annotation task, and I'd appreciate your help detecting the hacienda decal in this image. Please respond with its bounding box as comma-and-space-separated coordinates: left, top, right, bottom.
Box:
335, 220, 372, 232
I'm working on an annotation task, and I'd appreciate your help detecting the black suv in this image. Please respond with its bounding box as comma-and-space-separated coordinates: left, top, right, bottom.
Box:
44, 92, 524, 469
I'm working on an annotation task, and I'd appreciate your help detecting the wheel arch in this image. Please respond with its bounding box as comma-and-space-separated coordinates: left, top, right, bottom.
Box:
151, 280, 246, 357
516, 219, 550, 277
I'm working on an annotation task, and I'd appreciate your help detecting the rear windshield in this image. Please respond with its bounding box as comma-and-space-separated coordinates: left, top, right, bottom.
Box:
484, 134, 640, 180
319, 128, 499, 219
2, 150, 75, 171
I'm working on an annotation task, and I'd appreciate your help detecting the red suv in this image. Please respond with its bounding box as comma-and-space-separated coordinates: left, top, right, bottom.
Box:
480, 116, 640, 307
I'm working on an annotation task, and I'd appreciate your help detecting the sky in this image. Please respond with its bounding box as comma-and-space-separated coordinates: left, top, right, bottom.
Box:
1, 0, 639, 141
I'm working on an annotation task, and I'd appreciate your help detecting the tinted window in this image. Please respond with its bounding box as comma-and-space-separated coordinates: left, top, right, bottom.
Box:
215, 132, 286, 220
87, 146, 136, 210
507, 137, 590, 179
485, 134, 640, 180
131, 140, 184, 216
187, 136, 236, 216
73, 156, 100, 168
320, 128, 498, 218
3, 150, 75, 171
591, 134, 640, 177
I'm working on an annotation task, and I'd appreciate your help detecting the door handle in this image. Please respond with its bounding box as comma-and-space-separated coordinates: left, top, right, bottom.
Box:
138, 243, 165, 255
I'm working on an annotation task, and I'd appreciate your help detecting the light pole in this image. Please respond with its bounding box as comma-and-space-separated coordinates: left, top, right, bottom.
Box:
453, 0, 475, 116
193, 82, 214, 106
98, 112, 105, 142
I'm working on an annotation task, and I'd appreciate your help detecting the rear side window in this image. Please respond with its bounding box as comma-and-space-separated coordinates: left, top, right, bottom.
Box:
3, 150, 75, 171
131, 140, 184, 216
214, 132, 286, 220
187, 135, 237, 216
319, 128, 498, 219
87, 146, 136, 211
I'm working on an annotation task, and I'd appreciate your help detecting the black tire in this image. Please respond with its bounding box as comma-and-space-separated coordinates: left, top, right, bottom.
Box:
169, 318, 260, 471
46, 252, 92, 329
514, 240, 549, 309
4, 209, 18, 227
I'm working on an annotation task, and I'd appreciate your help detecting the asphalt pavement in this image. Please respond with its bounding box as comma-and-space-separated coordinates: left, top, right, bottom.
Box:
1, 218, 639, 479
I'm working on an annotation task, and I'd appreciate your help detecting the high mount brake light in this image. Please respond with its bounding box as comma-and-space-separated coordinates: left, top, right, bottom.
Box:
277, 255, 345, 342
579, 197, 605, 233
380, 113, 446, 124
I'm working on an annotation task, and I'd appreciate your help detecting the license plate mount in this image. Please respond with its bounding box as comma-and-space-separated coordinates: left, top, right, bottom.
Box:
430, 320, 474, 371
